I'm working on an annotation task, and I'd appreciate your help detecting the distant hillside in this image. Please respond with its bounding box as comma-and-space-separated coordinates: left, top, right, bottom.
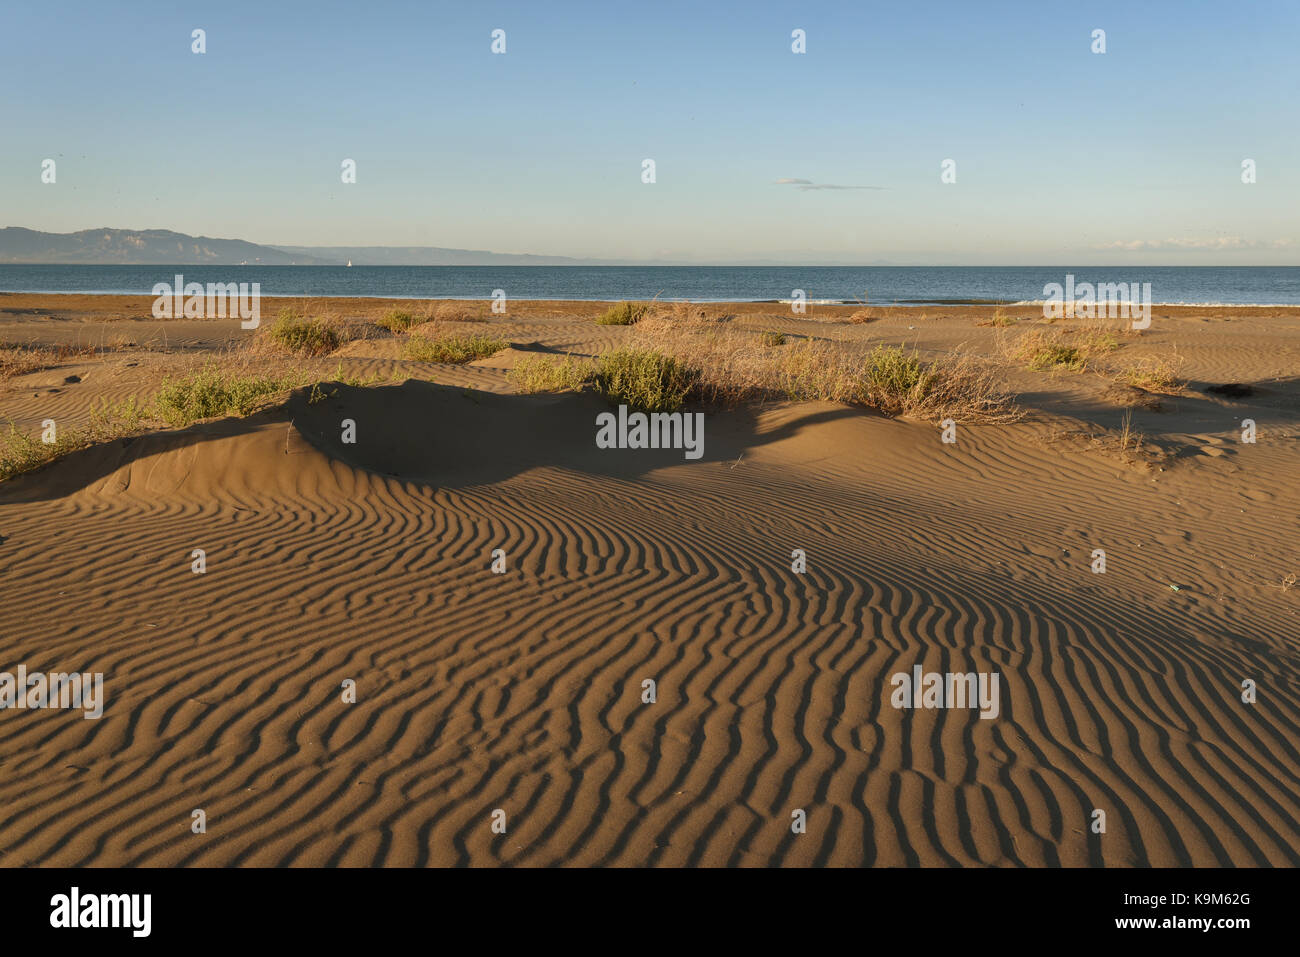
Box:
0, 228, 333, 265
271, 245, 613, 266
0, 228, 620, 266
0, 227, 887, 267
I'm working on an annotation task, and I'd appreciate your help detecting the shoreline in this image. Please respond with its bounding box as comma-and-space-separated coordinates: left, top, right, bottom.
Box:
2, 291, 1298, 321
6, 292, 1300, 308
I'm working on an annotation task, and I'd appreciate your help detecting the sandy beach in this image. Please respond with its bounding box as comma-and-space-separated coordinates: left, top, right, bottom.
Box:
0, 293, 1296, 866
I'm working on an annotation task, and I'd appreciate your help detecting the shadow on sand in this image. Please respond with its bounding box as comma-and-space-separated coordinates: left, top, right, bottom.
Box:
0, 380, 870, 502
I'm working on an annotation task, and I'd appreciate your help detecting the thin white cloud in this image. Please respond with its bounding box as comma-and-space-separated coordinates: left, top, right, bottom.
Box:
1099, 237, 1294, 251
774, 178, 887, 191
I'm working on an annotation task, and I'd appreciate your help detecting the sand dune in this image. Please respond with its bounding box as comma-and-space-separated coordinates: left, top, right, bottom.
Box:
0, 298, 1297, 866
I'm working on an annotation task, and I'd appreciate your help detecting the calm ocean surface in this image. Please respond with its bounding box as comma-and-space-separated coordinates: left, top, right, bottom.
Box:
1, 265, 1297, 306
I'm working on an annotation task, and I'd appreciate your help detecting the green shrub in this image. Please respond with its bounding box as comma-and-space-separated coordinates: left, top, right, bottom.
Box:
595, 302, 650, 326
0, 422, 86, 481
154, 366, 309, 426
507, 354, 595, 393
0, 396, 149, 482
1028, 345, 1084, 371
593, 348, 699, 413
376, 310, 420, 332
403, 334, 507, 364
863, 346, 934, 397
268, 316, 341, 355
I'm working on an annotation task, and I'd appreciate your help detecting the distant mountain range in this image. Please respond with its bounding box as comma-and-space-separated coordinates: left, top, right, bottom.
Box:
0, 227, 333, 265
0, 227, 893, 267
271, 245, 604, 266
0, 228, 623, 266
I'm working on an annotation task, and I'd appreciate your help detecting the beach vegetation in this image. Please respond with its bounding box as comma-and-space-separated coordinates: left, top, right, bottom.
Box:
153, 365, 311, 426
1114, 356, 1185, 394
593, 348, 700, 413
507, 354, 595, 393
376, 310, 420, 332
268, 315, 342, 356
596, 302, 650, 326
403, 333, 507, 363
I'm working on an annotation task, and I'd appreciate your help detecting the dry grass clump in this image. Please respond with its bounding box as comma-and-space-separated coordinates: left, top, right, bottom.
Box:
857, 346, 1019, 421
0, 421, 88, 480
403, 331, 507, 364
847, 291, 875, 323
650, 302, 707, 322
376, 310, 421, 332
647, 302, 744, 325
596, 302, 650, 326
976, 309, 1019, 327
506, 354, 595, 394
501, 346, 698, 411
153, 364, 311, 426
265, 313, 345, 356
860, 346, 934, 411
1074, 329, 1121, 354
0, 342, 98, 379
630, 313, 796, 404
432, 302, 489, 322
760, 331, 786, 347
625, 313, 1018, 421
1117, 409, 1143, 455
592, 348, 700, 413
770, 338, 872, 403
1022, 340, 1085, 371
1009, 327, 1120, 372
2, 420, 100, 482
1111, 355, 1186, 394
0, 396, 149, 481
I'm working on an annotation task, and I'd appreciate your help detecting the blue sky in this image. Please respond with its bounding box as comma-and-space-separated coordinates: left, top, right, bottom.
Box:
2, 0, 1296, 264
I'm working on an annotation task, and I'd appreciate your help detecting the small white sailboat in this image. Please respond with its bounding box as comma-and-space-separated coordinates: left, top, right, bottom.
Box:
346, 260, 352, 267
